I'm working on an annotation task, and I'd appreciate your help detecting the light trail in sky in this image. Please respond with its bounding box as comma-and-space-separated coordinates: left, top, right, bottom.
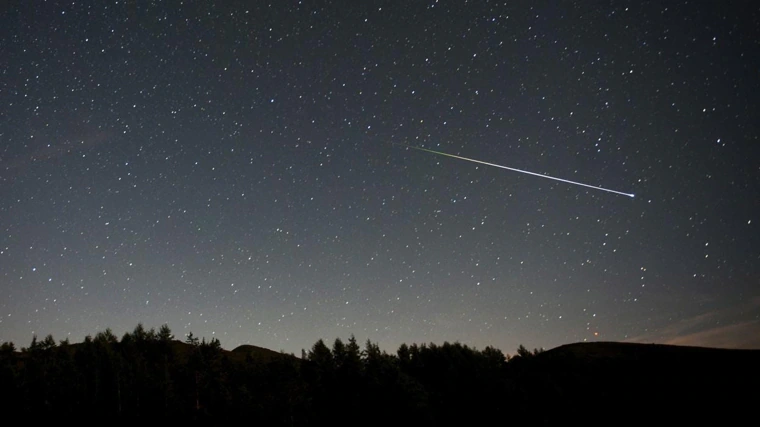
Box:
397, 144, 635, 198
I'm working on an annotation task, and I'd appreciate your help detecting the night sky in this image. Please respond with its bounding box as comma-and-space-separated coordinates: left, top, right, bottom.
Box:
2, 1, 759, 355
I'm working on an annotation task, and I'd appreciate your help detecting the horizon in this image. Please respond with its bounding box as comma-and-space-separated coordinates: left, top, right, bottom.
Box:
5, 322, 759, 355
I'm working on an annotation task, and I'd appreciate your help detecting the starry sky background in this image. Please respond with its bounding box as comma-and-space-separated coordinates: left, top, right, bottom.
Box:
2, 1, 759, 354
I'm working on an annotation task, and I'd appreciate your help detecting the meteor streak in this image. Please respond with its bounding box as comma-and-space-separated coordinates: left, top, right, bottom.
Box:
397, 144, 635, 198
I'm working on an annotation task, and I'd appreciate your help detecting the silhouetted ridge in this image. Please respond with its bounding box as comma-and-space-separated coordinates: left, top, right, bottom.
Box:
230, 344, 287, 362
516, 341, 760, 425
542, 340, 759, 360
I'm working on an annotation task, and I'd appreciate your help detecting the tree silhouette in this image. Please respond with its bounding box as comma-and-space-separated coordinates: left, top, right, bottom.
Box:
517, 344, 533, 358
185, 332, 199, 346
5, 323, 751, 424
158, 324, 173, 342
0, 341, 20, 415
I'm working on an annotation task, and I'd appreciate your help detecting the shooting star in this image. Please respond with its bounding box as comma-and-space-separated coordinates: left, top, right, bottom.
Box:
397, 144, 635, 198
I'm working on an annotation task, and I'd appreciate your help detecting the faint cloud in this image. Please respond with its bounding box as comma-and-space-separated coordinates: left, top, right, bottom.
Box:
1, 124, 114, 178
661, 320, 760, 349
626, 298, 760, 349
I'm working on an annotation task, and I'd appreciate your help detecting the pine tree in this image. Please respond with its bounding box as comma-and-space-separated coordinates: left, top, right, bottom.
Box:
158, 324, 173, 342
95, 328, 118, 345
0, 342, 15, 354
332, 338, 346, 368
25, 334, 39, 352
308, 339, 334, 369
345, 335, 362, 374
186, 332, 199, 346
133, 323, 147, 342
482, 346, 506, 364
516, 344, 533, 358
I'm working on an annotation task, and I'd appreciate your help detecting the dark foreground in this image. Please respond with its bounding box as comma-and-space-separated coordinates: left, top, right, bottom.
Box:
1, 326, 758, 425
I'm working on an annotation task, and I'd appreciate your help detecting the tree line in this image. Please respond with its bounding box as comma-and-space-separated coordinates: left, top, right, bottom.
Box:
0, 323, 546, 424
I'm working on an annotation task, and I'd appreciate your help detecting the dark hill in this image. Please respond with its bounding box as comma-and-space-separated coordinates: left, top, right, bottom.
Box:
230, 344, 289, 362
541, 340, 760, 360
158, 340, 294, 365
515, 342, 760, 424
